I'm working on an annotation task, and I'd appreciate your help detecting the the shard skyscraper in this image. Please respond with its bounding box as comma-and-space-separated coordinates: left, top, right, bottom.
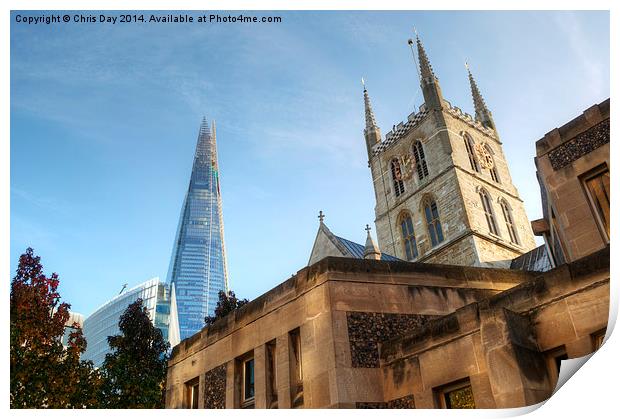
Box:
167, 118, 229, 340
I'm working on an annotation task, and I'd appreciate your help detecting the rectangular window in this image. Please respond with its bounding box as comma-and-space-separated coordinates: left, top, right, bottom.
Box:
236, 352, 255, 408
582, 166, 610, 241
545, 346, 568, 391
592, 328, 607, 351
243, 358, 255, 403
266, 340, 278, 408
185, 378, 199, 409
435, 379, 475, 409
550, 208, 566, 265
289, 328, 304, 408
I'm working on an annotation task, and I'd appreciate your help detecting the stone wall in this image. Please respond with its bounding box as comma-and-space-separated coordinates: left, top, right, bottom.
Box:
374, 168, 470, 264
420, 234, 479, 266
455, 169, 537, 257
204, 364, 227, 408
445, 110, 518, 197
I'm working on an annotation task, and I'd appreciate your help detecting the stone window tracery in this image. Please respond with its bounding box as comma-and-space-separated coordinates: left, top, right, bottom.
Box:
423, 197, 444, 247
463, 133, 480, 173
479, 189, 499, 236
390, 158, 405, 197
399, 213, 419, 260
413, 141, 429, 180
500, 199, 519, 244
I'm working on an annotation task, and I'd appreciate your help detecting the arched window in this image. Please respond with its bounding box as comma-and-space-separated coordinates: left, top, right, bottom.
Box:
412, 141, 429, 180
423, 197, 444, 247
485, 145, 501, 183
479, 189, 499, 235
463, 133, 480, 172
500, 200, 519, 245
390, 158, 405, 197
399, 213, 418, 261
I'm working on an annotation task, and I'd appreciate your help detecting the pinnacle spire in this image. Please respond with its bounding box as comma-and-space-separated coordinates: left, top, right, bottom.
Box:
466, 63, 496, 130
466, 64, 487, 116
363, 224, 381, 260
416, 35, 436, 82
363, 80, 378, 131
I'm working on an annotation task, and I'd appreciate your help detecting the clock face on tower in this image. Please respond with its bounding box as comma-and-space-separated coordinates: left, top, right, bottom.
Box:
475, 143, 494, 170
401, 153, 415, 180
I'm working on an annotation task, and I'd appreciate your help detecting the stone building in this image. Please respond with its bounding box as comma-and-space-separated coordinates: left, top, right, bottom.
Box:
164, 37, 609, 409
165, 247, 608, 409
531, 99, 610, 266
364, 36, 536, 268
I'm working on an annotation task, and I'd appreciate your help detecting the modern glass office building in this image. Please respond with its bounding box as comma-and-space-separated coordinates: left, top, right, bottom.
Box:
61, 311, 85, 348
166, 118, 229, 340
82, 278, 180, 367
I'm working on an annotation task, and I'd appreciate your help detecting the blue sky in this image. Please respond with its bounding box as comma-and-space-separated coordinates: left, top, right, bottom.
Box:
10, 11, 609, 317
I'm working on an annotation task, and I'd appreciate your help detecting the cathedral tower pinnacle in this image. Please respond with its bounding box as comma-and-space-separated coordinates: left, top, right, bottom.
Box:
363, 79, 382, 159
466, 63, 496, 131
409, 35, 444, 110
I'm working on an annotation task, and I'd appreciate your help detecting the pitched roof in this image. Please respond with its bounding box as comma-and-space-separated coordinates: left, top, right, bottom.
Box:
509, 245, 553, 272
308, 221, 401, 266
334, 235, 400, 262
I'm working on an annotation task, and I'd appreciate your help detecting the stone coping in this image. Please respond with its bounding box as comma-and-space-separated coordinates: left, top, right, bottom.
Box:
170, 256, 536, 362
378, 246, 609, 365
535, 98, 610, 157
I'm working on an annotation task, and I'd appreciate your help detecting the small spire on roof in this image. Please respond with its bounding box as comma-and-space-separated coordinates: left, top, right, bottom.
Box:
363, 224, 381, 260
318, 210, 325, 224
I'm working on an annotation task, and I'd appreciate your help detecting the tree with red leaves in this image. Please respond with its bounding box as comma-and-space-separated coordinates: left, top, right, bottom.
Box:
10, 248, 100, 408
204, 290, 249, 326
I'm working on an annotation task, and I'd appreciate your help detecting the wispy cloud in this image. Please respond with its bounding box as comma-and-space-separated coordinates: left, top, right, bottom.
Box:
11, 187, 72, 216
552, 11, 607, 98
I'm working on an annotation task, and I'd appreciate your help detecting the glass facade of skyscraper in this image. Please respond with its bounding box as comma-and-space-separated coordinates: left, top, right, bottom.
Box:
82, 278, 180, 367
166, 118, 229, 340
61, 311, 85, 348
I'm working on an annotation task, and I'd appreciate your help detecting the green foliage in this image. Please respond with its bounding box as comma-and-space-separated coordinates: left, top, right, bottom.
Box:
99, 298, 170, 408
10, 247, 101, 408
204, 290, 249, 326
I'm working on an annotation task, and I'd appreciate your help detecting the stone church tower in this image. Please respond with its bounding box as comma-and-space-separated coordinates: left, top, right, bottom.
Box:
364, 36, 536, 268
